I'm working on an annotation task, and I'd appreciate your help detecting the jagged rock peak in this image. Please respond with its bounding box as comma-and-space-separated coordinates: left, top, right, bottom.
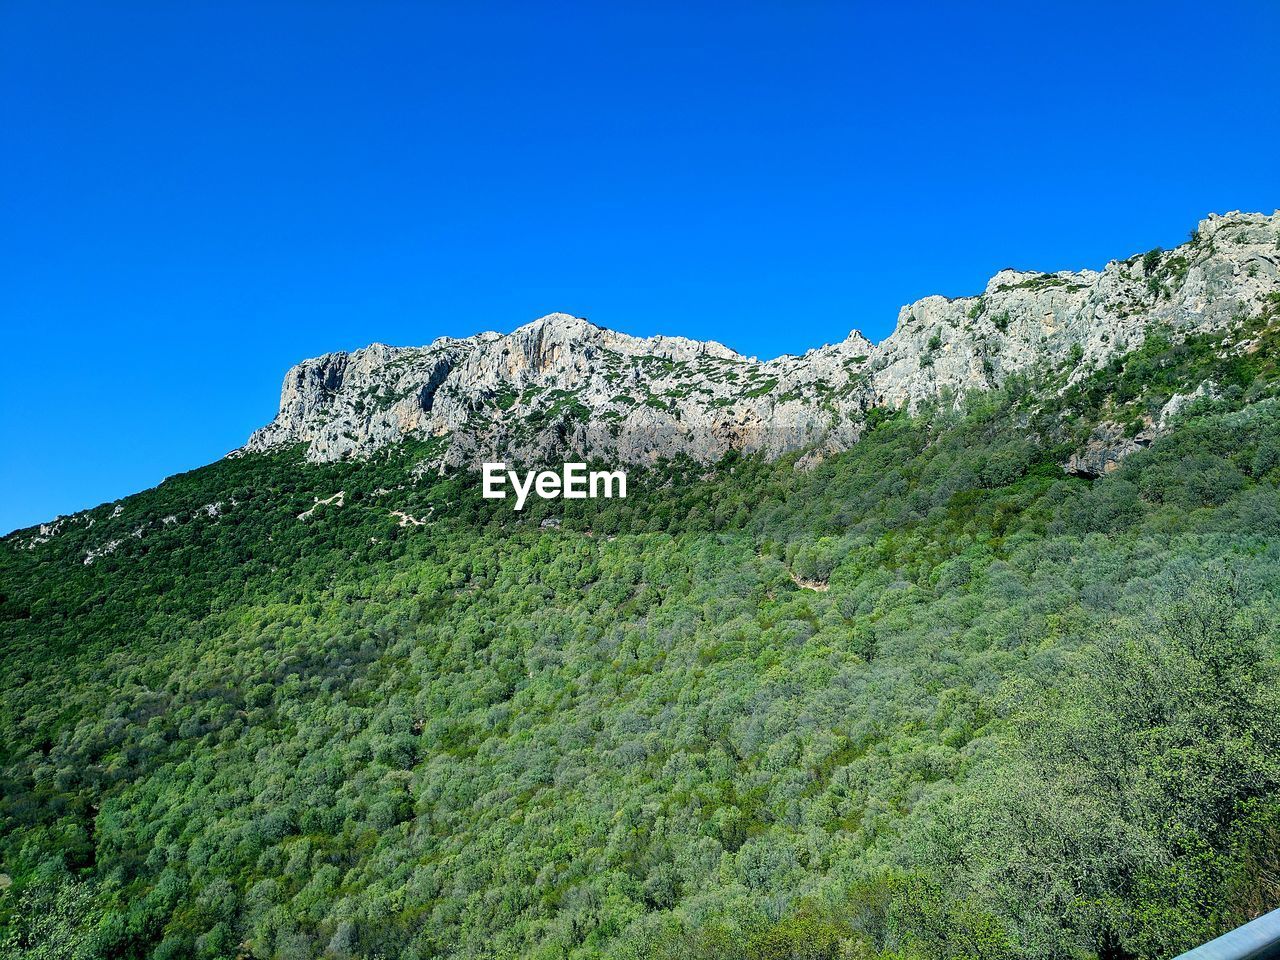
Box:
509, 312, 599, 341
244, 210, 1280, 468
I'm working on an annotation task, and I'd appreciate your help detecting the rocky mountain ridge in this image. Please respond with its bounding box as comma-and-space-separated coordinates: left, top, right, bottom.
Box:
244, 211, 1280, 471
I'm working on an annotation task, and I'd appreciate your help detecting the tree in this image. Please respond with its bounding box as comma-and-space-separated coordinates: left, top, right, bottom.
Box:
950, 567, 1280, 959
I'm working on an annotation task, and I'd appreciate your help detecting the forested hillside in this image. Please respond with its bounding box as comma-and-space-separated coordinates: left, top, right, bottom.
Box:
4, 302, 1280, 960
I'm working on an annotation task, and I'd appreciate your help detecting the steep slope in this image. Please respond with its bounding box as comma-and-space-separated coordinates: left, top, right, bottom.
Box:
4, 324, 1280, 960
5, 212, 1280, 960
245, 210, 1280, 468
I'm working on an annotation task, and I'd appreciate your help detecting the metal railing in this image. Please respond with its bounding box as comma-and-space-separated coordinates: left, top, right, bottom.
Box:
1174, 908, 1280, 960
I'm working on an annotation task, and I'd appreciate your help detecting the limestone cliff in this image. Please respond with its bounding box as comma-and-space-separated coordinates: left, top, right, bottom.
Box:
244, 210, 1280, 469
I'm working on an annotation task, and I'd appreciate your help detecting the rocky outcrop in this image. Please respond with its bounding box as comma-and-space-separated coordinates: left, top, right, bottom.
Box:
1061, 381, 1223, 478
244, 211, 1280, 470
1063, 423, 1152, 479
1157, 380, 1220, 430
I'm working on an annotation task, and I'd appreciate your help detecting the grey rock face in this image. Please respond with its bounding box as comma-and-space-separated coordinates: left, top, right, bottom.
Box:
1063, 423, 1151, 479
1157, 380, 1220, 430
244, 211, 1280, 469
1061, 381, 1224, 479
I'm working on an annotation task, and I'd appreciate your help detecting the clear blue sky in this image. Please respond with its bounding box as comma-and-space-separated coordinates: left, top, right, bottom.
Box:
2, 1, 1278, 534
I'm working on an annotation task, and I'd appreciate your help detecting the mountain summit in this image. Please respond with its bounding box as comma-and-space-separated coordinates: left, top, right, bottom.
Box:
245, 211, 1280, 470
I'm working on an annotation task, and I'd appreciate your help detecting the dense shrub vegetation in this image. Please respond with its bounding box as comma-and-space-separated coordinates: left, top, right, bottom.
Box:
3, 310, 1280, 959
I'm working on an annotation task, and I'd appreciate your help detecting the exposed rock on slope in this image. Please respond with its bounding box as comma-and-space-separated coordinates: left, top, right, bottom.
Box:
245, 211, 1280, 469
1062, 381, 1222, 478
1063, 423, 1152, 479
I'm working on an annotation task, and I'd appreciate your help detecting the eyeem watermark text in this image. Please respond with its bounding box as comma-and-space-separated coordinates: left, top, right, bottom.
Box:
482, 463, 627, 510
